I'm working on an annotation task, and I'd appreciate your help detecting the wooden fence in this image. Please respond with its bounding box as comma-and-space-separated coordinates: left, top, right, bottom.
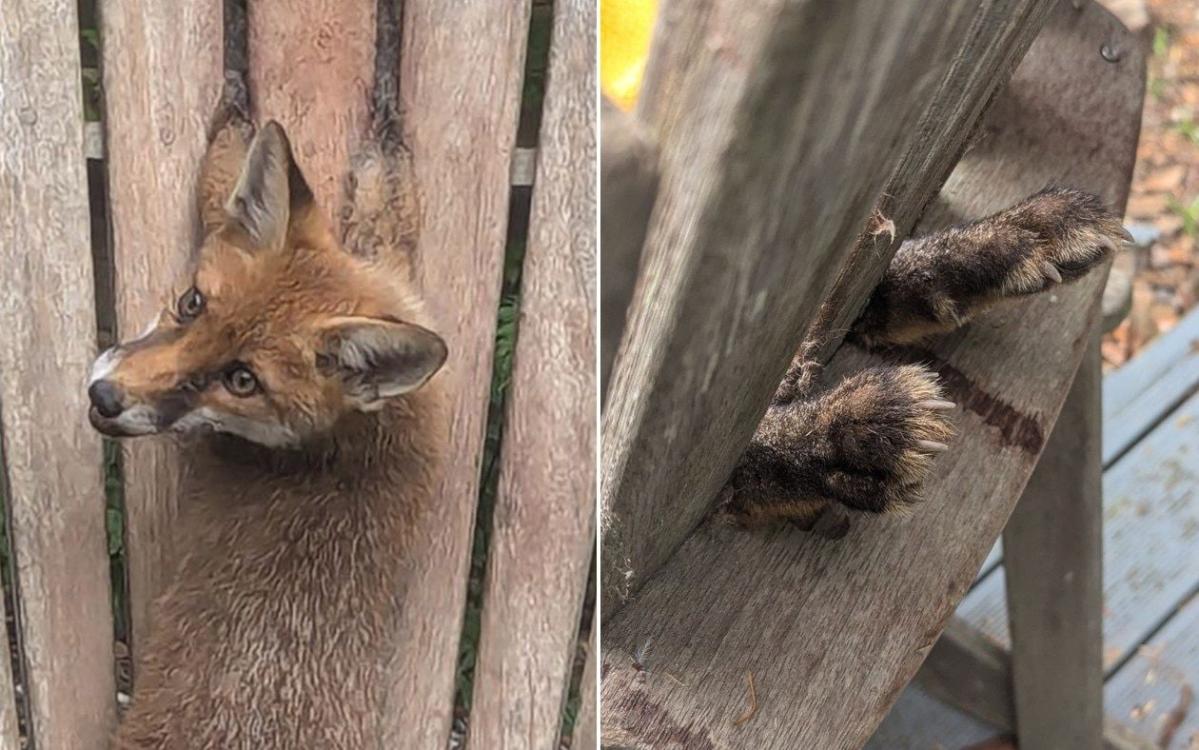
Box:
0, 0, 595, 747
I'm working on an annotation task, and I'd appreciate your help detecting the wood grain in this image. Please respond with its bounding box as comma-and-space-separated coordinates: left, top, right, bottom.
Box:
248, 0, 374, 215
468, 0, 596, 743
601, 3, 1144, 747
0, 0, 117, 745
1003, 337, 1104, 750
390, 0, 531, 744
600, 0, 1055, 620
100, 0, 223, 650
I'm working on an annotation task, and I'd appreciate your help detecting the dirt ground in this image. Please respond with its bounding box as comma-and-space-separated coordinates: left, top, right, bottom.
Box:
1103, 0, 1199, 368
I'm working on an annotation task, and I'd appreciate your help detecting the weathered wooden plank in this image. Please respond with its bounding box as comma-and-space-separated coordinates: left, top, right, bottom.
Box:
469, 0, 596, 743
601, 0, 1055, 622
392, 0, 531, 743
958, 387, 1199, 671
1106, 593, 1199, 749
601, 3, 1144, 747
248, 0, 374, 214
574, 624, 599, 750
100, 0, 223, 647
1003, 337, 1104, 749
0, 0, 117, 746
1103, 306, 1199, 466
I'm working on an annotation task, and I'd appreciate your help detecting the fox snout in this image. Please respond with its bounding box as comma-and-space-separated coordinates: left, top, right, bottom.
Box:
86, 346, 183, 439
88, 379, 125, 420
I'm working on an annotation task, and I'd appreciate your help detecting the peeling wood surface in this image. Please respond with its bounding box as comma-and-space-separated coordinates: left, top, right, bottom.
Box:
101, 0, 223, 656
0, 0, 117, 746
469, 0, 597, 743
600, 0, 1055, 622
601, 3, 1144, 747
1106, 592, 1199, 749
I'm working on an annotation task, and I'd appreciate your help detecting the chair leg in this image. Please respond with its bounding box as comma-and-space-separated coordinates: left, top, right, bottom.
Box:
1002, 330, 1104, 750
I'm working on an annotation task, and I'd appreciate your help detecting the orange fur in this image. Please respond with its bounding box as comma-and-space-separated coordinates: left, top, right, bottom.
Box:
94, 113, 449, 748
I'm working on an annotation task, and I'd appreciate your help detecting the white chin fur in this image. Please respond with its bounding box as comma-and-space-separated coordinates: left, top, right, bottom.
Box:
173, 407, 300, 448
101, 404, 161, 436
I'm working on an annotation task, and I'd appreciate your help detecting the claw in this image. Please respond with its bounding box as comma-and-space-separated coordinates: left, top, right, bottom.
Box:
1042, 262, 1062, 284
1118, 225, 1134, 243
916, 440, 949, 453
916, 400, 956, 411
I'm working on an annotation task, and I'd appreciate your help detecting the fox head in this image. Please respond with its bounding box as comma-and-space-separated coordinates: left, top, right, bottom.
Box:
87, 121, 447, 447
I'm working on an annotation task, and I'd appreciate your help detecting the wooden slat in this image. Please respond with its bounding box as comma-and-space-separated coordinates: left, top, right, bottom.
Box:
1003, 337, 1104, 749
469, 0, 596, 743
601, 0, 1055, 622
574, 624, 599, 749
100, 0, 223, 646
247, 1, 374, 214
391, 1, 531, 743
898, 619, 1155, 750
0, 0, 117, 745
958, 388, 1199, 672
1105, 593, 1199, 748
601, 3, 1144, 747
1103, 306, 1199, 466
868, 684, 998, 750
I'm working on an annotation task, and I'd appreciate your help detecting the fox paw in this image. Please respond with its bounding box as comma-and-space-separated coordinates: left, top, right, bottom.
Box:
815, 365, 955, 514
1001, 187, 1130, 296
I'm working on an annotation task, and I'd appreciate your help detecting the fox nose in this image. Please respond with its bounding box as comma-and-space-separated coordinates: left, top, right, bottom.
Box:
88, 380, 125, 419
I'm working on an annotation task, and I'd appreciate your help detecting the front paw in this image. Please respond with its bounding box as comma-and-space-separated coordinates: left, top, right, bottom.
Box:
817, 365, 955, 513
1001, 187, 1130, 295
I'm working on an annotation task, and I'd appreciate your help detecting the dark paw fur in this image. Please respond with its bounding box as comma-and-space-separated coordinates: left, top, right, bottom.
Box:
719, 365, 954, 527
998, 187, 1130, 295
854, 187, 1129, 346
810, 365, 954, 513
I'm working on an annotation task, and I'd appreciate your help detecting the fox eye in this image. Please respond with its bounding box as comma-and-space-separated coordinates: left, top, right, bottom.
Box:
223, 365, 259, 397
176, 287, 205, 321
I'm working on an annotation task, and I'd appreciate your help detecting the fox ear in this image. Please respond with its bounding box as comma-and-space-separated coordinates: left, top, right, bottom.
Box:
318, 316, 448, 408
224, 120, 314, 251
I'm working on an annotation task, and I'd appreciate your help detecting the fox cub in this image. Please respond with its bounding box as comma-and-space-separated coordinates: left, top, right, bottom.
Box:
719, 188, 1129, 527
86, 78, 444, 746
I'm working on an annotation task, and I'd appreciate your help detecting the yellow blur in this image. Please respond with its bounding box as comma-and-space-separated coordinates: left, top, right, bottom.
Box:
600, 0, 658, 111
